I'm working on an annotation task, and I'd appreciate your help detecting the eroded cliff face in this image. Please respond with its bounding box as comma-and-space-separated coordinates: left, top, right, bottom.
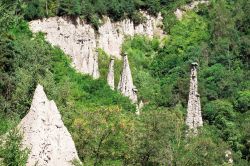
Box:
18, 84, 80, 166
118, 54, 138, 103
29, 17, 100, 79
98, 13, 163, 59
29, 12, 163, 78
185, 63, 203, 134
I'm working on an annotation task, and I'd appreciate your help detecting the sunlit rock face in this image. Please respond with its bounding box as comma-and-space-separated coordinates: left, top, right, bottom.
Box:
118, 54, 138, 103
18, 84, 80, 166
29, 17, 100, 79
29, 12, 163, 78
185, 63, 203, 134
107, 57, 115, 90
98, 13, 164, 59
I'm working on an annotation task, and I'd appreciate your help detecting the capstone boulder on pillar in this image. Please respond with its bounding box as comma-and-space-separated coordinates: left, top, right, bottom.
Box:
185, 62, 203, 134
18, 84, 81, 166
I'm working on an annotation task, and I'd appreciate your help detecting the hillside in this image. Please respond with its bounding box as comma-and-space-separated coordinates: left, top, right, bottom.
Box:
0, 0, 250, 165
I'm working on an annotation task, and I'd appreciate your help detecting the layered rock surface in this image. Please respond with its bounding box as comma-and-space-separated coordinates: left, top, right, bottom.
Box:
29, 12, 163, 78
185, 63, 203, 133
118, 55, 138, 103
18, 84, 80, 166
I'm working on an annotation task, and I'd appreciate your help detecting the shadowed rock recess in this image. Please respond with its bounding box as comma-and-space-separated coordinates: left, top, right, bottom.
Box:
29, 12, 163, 78
185, 63, 203, 134
18, 84, 81, 166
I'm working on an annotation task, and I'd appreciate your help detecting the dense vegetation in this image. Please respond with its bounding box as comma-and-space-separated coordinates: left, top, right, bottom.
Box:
0, 0, 249, 165
2, 0, 188, 29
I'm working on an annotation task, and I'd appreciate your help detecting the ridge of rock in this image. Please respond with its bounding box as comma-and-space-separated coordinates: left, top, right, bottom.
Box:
185, 63, 203, 134
118, 54, 138, 103
29, 12, 164, 78
18, 84, 81, 166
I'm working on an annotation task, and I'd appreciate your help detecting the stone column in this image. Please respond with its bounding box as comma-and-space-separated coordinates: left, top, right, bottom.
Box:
107, 57, 115, 90
118, 53, 138, 103
91, 50, 100, 79
185, 62, 203, 134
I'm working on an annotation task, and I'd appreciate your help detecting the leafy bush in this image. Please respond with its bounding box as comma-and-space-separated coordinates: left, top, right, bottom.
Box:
0, 129, 29, 166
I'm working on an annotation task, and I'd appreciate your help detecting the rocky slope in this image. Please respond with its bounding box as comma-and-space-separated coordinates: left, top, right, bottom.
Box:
29, 12, 164, 78
18, 84, 80, 166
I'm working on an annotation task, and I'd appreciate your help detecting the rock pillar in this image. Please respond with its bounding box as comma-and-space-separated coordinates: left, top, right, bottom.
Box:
18, 84, 81, 165
118, 53, 138, 103
107, 57, 115, 90
185, 62, 203, 134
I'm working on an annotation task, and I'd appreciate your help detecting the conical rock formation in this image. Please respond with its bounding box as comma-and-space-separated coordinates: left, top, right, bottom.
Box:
118, 54, 138, 103
185, 63, 203, 134
18, 84, 80, 166
107, 57, 115, 90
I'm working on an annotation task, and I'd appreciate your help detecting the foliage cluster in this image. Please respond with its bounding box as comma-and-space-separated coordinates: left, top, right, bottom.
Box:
4, 0, 188, 29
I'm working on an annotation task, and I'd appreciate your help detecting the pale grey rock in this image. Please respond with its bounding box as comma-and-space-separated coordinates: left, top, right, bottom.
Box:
185, 63, 203, 134
118, 54, 138, 103
29, 12, 164, 78
98, 12, 164, 59
29, 17, 99, 79
18, 84, 81, 166
175, 1, 209, 20
107, 57, 115, 90
136, 100, 144, 115
225, 150, 233, 164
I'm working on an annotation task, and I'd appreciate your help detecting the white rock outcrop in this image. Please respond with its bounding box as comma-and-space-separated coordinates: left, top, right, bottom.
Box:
118, 54, 138, 103
29, 12, 164, 78
107, 57, 115, 90
185, 63, 203, 134
18, 84, 81, 166
98, 13, 163, 59
175, 1, 209, 20
29, 17, 100, 79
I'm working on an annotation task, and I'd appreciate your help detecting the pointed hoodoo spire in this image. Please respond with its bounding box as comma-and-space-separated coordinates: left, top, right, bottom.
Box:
107, 57, 115, 90
18, 84, 81, 165
91, 50, 100, 79
185, 62, 203, 134
118, 53, 138, 103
